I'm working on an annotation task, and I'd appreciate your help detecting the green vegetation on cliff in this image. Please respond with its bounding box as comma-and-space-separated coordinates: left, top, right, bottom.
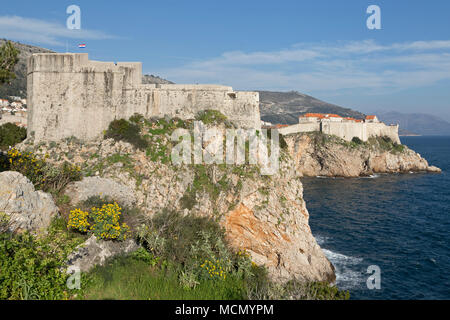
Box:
0, 115, 349, 301
306, 131, 406, 154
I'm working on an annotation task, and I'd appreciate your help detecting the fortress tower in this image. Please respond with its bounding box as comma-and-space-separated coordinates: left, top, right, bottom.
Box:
27, 53, 260, 142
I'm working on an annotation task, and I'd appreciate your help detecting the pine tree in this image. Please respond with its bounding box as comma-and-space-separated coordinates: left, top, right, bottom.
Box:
0, 41, 20, 85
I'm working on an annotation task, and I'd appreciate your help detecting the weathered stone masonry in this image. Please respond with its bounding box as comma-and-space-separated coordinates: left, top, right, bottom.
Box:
27, 53, 260, 142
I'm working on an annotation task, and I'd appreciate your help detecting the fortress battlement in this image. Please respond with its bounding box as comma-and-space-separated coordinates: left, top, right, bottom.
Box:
278, 113, 400, 144
27, 53, 260, 142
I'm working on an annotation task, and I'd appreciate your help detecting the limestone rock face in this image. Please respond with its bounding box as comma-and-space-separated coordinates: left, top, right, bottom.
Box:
0, 171, 58, 233
19, 137, 336, 283
285, 133, 442, 177
65, 176, 136, 207
66, 235, 140, 272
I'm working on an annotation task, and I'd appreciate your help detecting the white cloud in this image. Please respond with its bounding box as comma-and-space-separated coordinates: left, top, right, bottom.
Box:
0, 16, 114, 46
154, 40, 450, 94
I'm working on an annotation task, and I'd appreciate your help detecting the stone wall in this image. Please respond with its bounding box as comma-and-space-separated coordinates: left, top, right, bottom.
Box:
27, 53, 260, 142
366, 122, 401, 144
0, 112, 27, 127
278, 122, 320, 135
279, 120, 400, 144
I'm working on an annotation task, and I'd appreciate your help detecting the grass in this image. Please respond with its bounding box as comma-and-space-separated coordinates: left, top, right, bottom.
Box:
81, 256, 246, 300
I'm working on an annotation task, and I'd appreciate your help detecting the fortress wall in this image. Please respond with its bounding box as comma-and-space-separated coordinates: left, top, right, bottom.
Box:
120, 86, 260, 129
28, 54, 135, 141
366, 123, 400, 144
322, 121, 365, 142
279, 122, 320, 135
0, 113, 27, 126
279, 120, 401, 144
27, 53, 260, 142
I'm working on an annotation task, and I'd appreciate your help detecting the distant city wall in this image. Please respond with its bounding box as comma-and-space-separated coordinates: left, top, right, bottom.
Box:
27, 53, 260, 142
365, 122, 400, 144
321, 121, 365, 142
278, 122, 320, 135
0, 112, 27, 127
280, 120, 400, 144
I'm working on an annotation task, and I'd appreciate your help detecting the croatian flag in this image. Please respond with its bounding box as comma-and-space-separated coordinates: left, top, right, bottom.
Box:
78, 44, 86, 48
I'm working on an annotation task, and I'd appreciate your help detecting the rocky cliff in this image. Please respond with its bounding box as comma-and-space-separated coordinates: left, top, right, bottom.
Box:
284, 132, 441, 177
16, 121, 335, 284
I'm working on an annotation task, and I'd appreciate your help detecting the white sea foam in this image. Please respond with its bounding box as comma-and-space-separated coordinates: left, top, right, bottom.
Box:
322, 248, 364, 290
315, 235, 329, 246
361, 174, 380, 179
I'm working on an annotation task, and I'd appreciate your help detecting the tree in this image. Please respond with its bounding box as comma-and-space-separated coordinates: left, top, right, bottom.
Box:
0, 122, 27, 150
0, 41, 20, 85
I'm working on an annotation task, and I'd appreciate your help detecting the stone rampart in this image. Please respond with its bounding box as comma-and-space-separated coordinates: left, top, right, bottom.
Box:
280, 120, 400, 143
27, 53, 260, 142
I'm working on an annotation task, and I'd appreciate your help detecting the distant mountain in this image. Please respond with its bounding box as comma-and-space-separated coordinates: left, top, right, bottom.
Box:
376, 111, 450, 136
142, 74, 174, 85
258, 91, 366, 125
0, 39, 54, 98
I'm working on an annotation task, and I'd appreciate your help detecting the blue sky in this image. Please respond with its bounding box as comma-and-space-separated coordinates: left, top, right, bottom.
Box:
1, 0, 450, 120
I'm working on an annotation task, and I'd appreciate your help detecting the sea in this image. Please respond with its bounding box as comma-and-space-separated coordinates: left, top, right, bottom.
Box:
302, 136, 450, 300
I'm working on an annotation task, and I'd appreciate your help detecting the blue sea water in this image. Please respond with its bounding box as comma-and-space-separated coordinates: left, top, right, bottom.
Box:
302, 136, 450, 300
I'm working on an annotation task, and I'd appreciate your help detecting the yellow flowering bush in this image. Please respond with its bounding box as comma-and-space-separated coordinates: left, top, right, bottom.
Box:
200, 259, 227, 280
68, 202, 131, 241
7, 148, 44, 184
68, 209, 90, 233
5, 148, 81, 192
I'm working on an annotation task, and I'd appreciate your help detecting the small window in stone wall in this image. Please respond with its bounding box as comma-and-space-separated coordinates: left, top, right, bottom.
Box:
227, 92, 237, 99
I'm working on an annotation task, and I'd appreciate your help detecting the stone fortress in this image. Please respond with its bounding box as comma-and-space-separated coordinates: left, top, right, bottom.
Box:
27, 53, 260, 142
26, 52, 399, 145
277, 113, 400, 144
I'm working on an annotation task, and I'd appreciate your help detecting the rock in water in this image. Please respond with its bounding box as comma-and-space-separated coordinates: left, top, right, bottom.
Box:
0, 171, 58, 233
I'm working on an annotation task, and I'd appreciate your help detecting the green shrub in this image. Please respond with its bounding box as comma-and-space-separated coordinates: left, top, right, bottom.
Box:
0, 123, 26, 150
195, 110, 228, 125
392, 143, 405, 153
129, 113, 144, 125
104, 119, 148, 150
139, 210, 223, 264
5, 148, 82, 193
0, 151, 9, 171
0, 221, 84, 300
368, 136, 406, 154
0, 211, 11, 233
351, 137, 363, 144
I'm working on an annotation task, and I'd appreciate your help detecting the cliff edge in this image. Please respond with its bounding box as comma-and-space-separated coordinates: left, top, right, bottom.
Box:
284, 132, 441, 177
16, 118, 335, 284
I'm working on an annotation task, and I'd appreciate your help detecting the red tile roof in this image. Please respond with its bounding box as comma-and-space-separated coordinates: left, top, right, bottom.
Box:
303, 113, 325, 118
301, 113, 343, 119
366, 115, 376, 120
